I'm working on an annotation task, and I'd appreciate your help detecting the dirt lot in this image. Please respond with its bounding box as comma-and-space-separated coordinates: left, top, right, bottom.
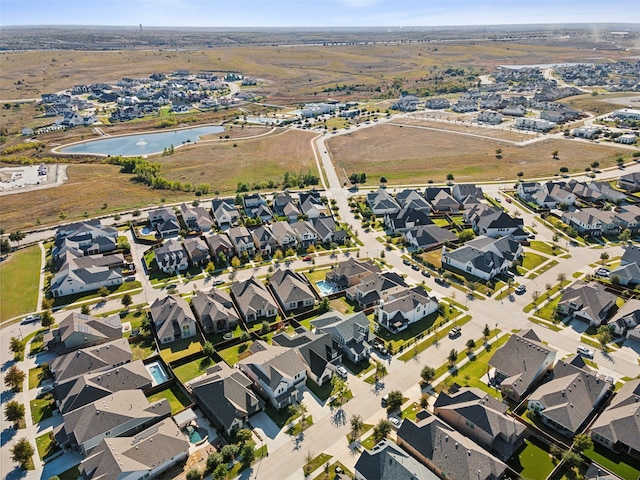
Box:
327, 123, 631, 185
395, 117, 532, 142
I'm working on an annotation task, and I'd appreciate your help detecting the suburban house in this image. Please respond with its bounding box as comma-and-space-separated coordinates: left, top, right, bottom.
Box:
191, 288, 240, 334
367, 188, 401, 216
451, 184, 484, 204
466, 204, 525, 239
179, 202, 213, 232
515, 117, 555, 132
395, 189, 431, 211
589, 379, 640, 459
396, 412, 509, 480
251, 225, 278, 256
50, 338, 133, 384
376, 287, 439, 333
618, 172, 640, 192
54, 220, 118, 257
310, 311, 372, 363
50, 263, 123, 298
231, 276, 278, 323
243, 192, 268, 218
299, 191, 329, 218
354, 439, 439, 480
425, 98, 450, 109
182, 236, 210, 268
488, 329, 556, 403
312, 216, 346, 245
502, 104, 526, 117
517, 181, 576, 209
55, 360, 152, 415
404, 224, 458, 250
227, 226, 256, 257
346, 271, 409, 309
527, 356, 612, 437
292, 220, 318, 247
433, 388, 527, 460
424, 187, 459, 212
557, 282, 618, 326
150, 295, 197, 345
562, 208, 619, 237
325, 258, 381, 290
610, 245, 640, 287
385, 207, 433, 234
238, 340, 307, 409
80, 419, 189, 480
442, 235, 523, 281
204, 232, 234, 259
477, 110, 503, 125
188, 363, 264, 435
272, 330, 341, 386
271, 221, 299, 250
154, 238, 189, 274
148, 207, 181, 238
54, 389, 171, 455
606, 299, 640, 338
268, 268, 316, 312
273, 193, 301, 221
211, 198, 240, 228
44, 312, 122, 354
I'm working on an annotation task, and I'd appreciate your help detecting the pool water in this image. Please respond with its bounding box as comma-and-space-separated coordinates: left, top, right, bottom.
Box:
316, 280, 336, 296
146, 361, 169, 385
186, 425, 208, 445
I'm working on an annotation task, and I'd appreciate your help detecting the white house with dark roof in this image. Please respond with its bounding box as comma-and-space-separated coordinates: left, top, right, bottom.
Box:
589, 379, 640, 459
367, 188, 400, 216
148, 207, 181, 238
346, 271, 408, 309
376, 287, 438, 333
50, 338, 132, 384
227, 226, 256, 256
404, 224, 458, 250
271, 221, 298, 250
269, 268, 316, 312
231, 276, 278, 323
395, 189, 431, 211
299, 191, 328, 218
154, 238, 189, 274
527, 356, 612, 437
251, 225, 278, 256
355, 439, 439, 480
191, 288, 240, 334
50, 264, 123, 298
618, 172, 640, 192
488, 329, 556, 402
386, 207, 433, 234
238, 340, 306, 408
557, 282, 617, 326
80, 419, 189, 480
211, 198, 240, 228
150, 295, 197, 344
442, 235, 522, 281
179, 202, 212, 232
292, 220, 318, 247
311, 311, 372, 363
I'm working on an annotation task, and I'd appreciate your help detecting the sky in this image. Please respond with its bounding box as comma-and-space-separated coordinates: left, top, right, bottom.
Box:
1, 0, 638, 27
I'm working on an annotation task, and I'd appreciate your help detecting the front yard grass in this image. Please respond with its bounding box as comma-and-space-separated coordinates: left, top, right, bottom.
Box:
147, 385, 192, 414
217, 340, 253, 366
56, 465, 81, 480
29, 332, 45, 356
265, 403, 300, 429
28, 366, 51, 390
0, 245, 41, 323
397, 314, 472, 362
360, 433, 377, 450
507, 437, 556, 480
159, 337, 204, 364
305, 378, 333, 402
304, 453, 332, 477
528, 241, 564, 256
342, 358, 374, 377
521, 252, 548, 271
172, 356, 214, 383
583, 443, 640, 480
312, 461, 352, 480
380, 308, 463, 353
347, 423, 374, 443
400, 402, 422, 421
36, 432, 61, 461
30, 393, 55, 424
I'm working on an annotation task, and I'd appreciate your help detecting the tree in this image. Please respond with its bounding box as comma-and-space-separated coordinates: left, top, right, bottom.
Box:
240, 441, 256, 465
573, 433, 594, 453
350, 414, 363, 440
98, 286, 109, 299
386, 390, 403, 411
203, 341, 216, 358
4, 365, 25, 392
41, 310, 54, 328
483, 324, 491, 343
80, 304, 90, 315
552, 150, 559, 160
448, 349, 458, 367
559, 166, 569, 174
550, 443, 563, 459
11, 438, 34, 469
495, 148, 502, 159
466, 338, 476, 353
220, 443, 239, 463
617, 157, 625, 167
186, 469, 202, 480
4, 400, 25, 423
619, 229, 631, 243
318, 297, 330, 314
446, 173, 454, 182
331, 375, 348, 406
420, 393, 430, 409
236, 428, 253, 445
591, 161, 600, 169
206, 452, 223, 472
557, 272, 567, 285
517, 171, 524, 180
213, 463, 228, 480
373, 419, 392, 443
420, 366, 435, 385
457, 229, 475, 242
0, 237, 11, 255
140, 316, 151, 334
374, 360, 388, 381
562, 451, 582, 469
8, 231, 26, 247
121, 293, 133, 308
380, 176, 387, 184
231, 256, 241, 268
9, 337, 25, 359
600, 252, 610, 265
596, 325, 612, 350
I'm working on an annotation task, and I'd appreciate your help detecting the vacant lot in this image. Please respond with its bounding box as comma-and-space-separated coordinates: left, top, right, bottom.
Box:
398, 117, 532, 142
328, 124, 630, 185
0, 245, 40, 322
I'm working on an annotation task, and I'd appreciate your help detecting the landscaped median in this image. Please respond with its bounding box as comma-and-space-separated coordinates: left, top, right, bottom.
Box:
397, 314, 473, 362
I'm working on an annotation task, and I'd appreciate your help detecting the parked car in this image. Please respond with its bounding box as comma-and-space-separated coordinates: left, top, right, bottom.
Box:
336, 365, 348, 379
212, 279, 224, 286
373, 341, 388, 356
577, 346, 594, 358
21, 314, 41, 325
494, 196, 501, 203
595, 268, 610, 278
402, 259, 411, 266
421, 270, 431, 278
515, 285, 526, 295
302, 255, 312, 261
448, 326, 461, 338
381, 394, 389, 407
505, 197, 512, 203
411, 264, 420, 271
389, 416, 402, 429
435, 276, 449, 286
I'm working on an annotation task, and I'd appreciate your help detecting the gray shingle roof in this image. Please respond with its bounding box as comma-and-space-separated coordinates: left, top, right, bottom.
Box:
51, 338, 132, 383
231, 276, 277, 319
269, 268, 316, 306
355, 439, 439, 480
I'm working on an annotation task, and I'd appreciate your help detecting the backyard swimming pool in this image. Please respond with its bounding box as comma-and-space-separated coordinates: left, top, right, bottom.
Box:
316, 280, 337, 296
59, 125, 224, 156
145, 361, 169, 386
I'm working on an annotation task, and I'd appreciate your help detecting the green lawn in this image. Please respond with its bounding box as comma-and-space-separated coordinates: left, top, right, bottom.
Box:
311, 461, 353, 480
342, 358, 374, 377
265, 403, 300, 429
536, 296, 561, 322
360, 434, 377, 450
130, 334, 157, 361
401, 402, 422, 421
56, 465, 81, 480
173, 356, 214, 383
304, 453, 333, 477
28, 366, 51, 390
288, 415, 313, 436
159, 337, 204, 363
521, 252, 548, 271
347, 423, 374, 443
30, 393, 55, 424
35, 432, 61, 461
528, 241, 561, 256
397, 314, 472, 362
50, 280, 142, 308
507, 438, 556, 480
218, 341, 253, 366
306, 378, 334, 401
380, 310, 451, 352
0, 245, 41, 322
29, 332, 45, 355
583, 443, 640, 479
147, 385, 192, 414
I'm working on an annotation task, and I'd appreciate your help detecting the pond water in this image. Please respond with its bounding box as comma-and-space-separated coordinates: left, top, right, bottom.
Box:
59, 125, 224, 157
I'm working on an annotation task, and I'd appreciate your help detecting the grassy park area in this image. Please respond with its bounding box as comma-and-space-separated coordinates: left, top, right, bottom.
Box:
0, 245, 41, 322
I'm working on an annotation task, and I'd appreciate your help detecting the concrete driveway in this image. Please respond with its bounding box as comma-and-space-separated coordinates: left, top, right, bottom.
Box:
250, 411, 290, 452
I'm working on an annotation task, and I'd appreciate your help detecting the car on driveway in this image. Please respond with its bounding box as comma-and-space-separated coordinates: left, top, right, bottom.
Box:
336, 365, 348, 379
402, 259, 411, 266
577, 346, 594, 357
373, 341, 388, 356
411, 264, 420, 271
595, 268, 610, 277
389, 416, 402, 429
515, 285, 526, 295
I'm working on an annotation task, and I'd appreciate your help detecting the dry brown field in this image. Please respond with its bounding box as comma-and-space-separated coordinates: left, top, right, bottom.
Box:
395, 117, 532, 142
327, 124, 630, 185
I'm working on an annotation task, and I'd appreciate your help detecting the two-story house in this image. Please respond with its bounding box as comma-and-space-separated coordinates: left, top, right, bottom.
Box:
150, 295, 197, 344
269, 268, 316, 312
154, 238, 189, 274
231, 276, 278, 324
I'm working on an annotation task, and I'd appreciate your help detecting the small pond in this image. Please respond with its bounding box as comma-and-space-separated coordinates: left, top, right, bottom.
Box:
59, 125, 224, 156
